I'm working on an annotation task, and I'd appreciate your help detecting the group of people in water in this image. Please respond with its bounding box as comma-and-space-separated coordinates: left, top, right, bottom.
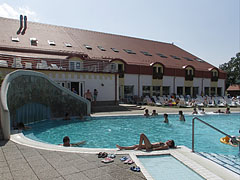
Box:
144, 108, 185, 123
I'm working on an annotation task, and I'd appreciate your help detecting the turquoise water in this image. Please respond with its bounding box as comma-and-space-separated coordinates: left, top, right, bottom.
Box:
138, 155, 205, 180
24, 113, 240, 156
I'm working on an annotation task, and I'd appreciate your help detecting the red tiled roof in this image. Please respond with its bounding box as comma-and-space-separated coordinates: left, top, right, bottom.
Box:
0, 17, 220, 71
227, 84, 240, 91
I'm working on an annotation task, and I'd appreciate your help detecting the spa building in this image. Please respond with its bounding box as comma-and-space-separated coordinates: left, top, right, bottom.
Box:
0, 16, 226, 104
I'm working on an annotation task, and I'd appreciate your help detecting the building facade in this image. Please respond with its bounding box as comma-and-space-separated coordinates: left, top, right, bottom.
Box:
0, 16, 226, 104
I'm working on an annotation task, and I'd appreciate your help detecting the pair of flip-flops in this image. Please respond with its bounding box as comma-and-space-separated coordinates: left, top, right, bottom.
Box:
108, 154, 116, 158
120, 156, 134, 164
120, 156, 128, 161
130, 166, 141, 172
101, 157, 114, 163
97, 152, 108, 158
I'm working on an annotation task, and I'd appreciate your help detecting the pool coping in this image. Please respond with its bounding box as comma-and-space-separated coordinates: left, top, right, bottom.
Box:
10, 133, 239, 180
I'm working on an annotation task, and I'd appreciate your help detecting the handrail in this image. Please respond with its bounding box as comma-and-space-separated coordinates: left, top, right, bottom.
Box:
192, 117, 233, 152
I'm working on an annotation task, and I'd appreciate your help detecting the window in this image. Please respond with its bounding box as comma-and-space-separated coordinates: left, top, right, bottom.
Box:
124, 86, 134, 99
163, 86, 170, 95
193, 87, 199, 98
140, 51, 152, 56
111, 48, 119, 52
156, 53, 168, 58
211, 87, 216, 96
75, 62, 81, 70
65, 43, 72, 47
11, 37, 19, 42
158, 67, 162, 73
177, 87, 183, 95
69, 61, 82, 71
204, 87, 209, 96
185, 87, 191, 96
153, 67, 157, 74
217, 87, 222, 96
183, 57, 193, 61
123, 49, 136, 54
84, 44, 92, 50
152, 86, 160, 96
110, 63, 117, 72
30, 38, 38, 46
69, 62, 75, 71
48, 40, 56, 46
97, 46, 106, 51
118, 64, 124, 78
170, 55, 181, 60
142, 86, 151, 97
195, 58, 204, 62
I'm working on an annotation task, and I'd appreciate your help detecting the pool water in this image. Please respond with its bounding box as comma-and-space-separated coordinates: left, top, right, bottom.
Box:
23, 113, 240, 156
138, 155, 205, 180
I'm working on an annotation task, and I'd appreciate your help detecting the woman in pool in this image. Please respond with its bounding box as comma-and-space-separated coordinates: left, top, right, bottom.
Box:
116, 133, 175, 151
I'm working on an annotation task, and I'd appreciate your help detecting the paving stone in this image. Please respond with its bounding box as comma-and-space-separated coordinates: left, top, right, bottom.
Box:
0, 166, 10, 174
0, 172, 13, 180
73, 161, 98, 172
8, 162, 32, 172
35, 169, 60, 179
64, 172, 90, 180
29, 163, 54, 173
91, 174, 114, 180
83, 167, 109, 179
11, 169, 38, 180
57, 166, 81, 176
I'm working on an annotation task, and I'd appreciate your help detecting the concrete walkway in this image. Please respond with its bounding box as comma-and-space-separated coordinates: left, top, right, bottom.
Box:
0, 140, 146, 180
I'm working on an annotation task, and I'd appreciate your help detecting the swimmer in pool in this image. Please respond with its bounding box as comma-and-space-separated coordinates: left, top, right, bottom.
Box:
116, 133, 175, 151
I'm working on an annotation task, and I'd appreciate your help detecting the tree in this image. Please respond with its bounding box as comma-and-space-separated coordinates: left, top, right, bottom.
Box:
219, 52, 240, 88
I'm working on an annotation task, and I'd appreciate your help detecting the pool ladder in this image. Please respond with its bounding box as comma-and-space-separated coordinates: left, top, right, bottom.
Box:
192, 117, 239, 152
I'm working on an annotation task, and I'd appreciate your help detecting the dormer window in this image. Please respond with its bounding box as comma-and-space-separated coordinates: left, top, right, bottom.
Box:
97, 46, 106, 51
11, 37, 19, 42
84, 44, 92, 50
111, 48, 119, 52
65, 43, 72, 47
48, 40, 56, 46
183, 57, 193, 61
211, 69, 219, 81
170, 55, 181, 60
183, 66, 195, 81
156, 53, 168, 58
152, 64, 164, 79
123, 49, 136, 54
141, 51, 152, 56
30, 38, 38, 46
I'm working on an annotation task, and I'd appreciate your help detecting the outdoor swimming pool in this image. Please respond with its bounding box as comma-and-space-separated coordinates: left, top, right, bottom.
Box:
23, 113, 239, 157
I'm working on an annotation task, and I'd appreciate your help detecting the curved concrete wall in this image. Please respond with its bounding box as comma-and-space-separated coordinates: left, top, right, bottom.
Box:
0, 70, 90, 140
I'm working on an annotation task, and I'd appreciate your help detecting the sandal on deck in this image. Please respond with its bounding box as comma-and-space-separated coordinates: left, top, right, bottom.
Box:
101, 157, 114, 163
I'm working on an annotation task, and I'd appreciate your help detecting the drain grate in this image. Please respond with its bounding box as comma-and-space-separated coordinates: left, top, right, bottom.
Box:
198, 152, 240, 175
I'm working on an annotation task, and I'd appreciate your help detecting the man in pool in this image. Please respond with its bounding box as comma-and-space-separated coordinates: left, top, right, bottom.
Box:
60, 136, 86, 147
116, 133, 175, 151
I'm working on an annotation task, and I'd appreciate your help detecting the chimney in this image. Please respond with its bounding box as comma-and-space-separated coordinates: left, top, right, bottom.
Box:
21, 16, 27, 35
16, 15, 23, 35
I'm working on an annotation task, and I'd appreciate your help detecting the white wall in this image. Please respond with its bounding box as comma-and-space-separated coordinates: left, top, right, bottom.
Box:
175, 77, 185, 93
139, 75, 152, 96
124, 74, 139, 96
203, 78, 211, 88
163, 76, 174, 94
50, 73, 116, 101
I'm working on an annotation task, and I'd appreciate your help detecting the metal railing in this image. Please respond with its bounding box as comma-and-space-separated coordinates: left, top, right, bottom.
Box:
192, 117, 233, 152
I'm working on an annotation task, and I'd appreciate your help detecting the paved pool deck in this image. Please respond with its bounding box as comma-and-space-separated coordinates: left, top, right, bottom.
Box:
0, 106, 239, 180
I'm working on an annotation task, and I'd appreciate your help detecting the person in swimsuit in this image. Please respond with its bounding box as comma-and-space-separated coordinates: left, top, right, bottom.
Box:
60, 136, 85, 147
116, 133, 175, 151
84, 89, 92, 102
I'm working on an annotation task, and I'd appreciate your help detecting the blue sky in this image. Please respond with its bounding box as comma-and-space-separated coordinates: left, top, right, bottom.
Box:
0, 0, 239, 67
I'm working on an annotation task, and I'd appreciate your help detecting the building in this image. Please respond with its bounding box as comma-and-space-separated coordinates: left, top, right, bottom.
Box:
0, 16, 226, 104
227, 84, 240, 97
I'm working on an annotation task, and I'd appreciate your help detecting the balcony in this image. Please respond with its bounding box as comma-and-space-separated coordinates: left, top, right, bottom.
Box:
211, 76, 218, 81
118, 70, 125, 78
185, 75, 194, 81
153, 73, 163, 79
